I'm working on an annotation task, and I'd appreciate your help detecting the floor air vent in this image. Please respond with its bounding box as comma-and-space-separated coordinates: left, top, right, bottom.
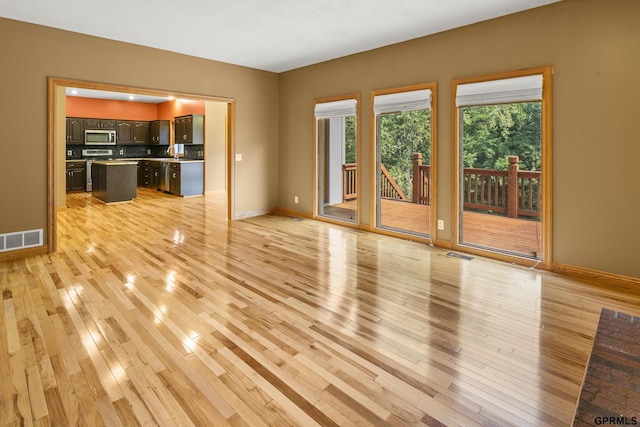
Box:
447, 252, 474, 261
0, 229, 43, 253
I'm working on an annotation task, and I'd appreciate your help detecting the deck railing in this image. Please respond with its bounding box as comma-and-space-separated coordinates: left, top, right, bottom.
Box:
463, 156, 541, 218
380, 163, 407, 200
342, 154, 540, 219
342, 163, 357, 201
412, 153, 430, 205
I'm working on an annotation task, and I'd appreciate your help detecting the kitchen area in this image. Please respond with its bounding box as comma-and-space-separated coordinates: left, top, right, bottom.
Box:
62, 89, 226, 204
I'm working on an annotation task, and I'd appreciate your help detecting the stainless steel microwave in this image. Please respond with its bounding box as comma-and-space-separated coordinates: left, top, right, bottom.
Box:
85, 129, 116, 145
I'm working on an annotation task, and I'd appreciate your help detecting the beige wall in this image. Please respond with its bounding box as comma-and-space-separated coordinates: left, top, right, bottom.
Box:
0, 17, 279, 245
278, 0, 640, 279
204, 101, 227, 193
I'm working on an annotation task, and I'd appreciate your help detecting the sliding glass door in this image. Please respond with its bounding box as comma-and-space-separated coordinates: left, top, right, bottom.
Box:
453, 69, 551, 264
315, 97, 358, 223
372, 85, 435, 238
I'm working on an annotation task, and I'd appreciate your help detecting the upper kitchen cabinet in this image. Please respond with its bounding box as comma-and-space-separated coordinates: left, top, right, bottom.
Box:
84, 119, 116, 130
133, 121, 149, 144
174, 114, 204, 144
66, 118, 84, 145
149, 120, 170, 145
116, 121, 132, 144
118, 121, 149, 144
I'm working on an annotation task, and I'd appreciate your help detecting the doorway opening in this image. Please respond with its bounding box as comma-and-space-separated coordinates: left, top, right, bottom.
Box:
47, 77, 235, 252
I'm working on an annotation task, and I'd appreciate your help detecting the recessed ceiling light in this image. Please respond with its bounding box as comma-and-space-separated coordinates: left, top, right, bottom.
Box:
70, 89, 78, 95
128, 95, 135, 100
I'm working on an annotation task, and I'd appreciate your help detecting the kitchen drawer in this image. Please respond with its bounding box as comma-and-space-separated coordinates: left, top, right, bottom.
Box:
66, 161, 87, 169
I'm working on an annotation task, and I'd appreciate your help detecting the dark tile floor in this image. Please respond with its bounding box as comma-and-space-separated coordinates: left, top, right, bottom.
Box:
574, 308, 640, 426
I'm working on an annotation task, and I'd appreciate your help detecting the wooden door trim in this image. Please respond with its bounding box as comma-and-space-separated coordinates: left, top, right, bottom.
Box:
450, 66, 553, 269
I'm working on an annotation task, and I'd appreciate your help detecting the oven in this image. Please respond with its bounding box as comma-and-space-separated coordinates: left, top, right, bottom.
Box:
81, 149, 113, 191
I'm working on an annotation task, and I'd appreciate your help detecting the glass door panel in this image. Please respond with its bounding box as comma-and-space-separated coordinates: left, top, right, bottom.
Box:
458, 102, 543, 258
316, 113, 357, 223
376, 107, 432, 237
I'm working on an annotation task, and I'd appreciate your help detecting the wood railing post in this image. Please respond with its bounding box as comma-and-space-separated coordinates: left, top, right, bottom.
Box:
507, 155, 519, 218
412, 153, 422, 204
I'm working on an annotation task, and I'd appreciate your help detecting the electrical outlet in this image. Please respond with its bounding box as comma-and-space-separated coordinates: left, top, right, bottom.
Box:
294, 196, 299, 204
235, 153, 242, 161
147, 149, 151, 154
119, 149, 124, 155
437, 219, 445, 230
67, 150, 72, 156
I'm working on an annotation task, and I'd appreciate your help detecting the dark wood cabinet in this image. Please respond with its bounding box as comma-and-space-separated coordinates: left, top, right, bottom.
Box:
137, 160, 203, 195
137, 160, 161, 189
66, 161, 86, 192
66, 118, 84, 145
137, 161, 147, 187
149, 120, 170, 145
169, 163, 180, 195
133, 121, 149, 144
91, 162, 137, 203
68, 117, 169, 145
150, 162, 162, 189
168, 162, 203, 196
138, 160, 162, 189
84, 119, 115, 130
174, 114, 204, 144
118, 121, 148, 144
116, 121, 133, 144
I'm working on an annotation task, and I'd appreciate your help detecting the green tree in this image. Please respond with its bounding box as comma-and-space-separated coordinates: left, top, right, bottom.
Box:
345, 116, 356, 164
462, 102, 541, 171
379, 109, 431, 198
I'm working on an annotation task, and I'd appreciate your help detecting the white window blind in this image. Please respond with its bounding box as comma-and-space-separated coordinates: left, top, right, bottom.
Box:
314, 99, 357, 118
455, 74, 543, 107
373, 89, 432, 115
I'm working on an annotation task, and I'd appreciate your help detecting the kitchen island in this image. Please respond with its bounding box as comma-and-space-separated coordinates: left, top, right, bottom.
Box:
91, 161, 138, 203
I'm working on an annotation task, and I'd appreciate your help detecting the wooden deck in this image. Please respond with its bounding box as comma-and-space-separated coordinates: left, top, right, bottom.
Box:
324, 199, 542, 256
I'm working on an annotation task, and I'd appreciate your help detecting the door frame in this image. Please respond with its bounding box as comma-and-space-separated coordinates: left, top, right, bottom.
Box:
450, 66, 552, 269
47, 77, 235, 252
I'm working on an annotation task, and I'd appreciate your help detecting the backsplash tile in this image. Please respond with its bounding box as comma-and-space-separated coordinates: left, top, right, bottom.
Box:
66, 144, 205, 160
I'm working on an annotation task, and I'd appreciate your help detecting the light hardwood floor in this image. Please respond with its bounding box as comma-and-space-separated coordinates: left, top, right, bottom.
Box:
2, 188, 639, 426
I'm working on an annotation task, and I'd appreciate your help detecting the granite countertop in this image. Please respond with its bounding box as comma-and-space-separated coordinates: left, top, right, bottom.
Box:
91, 160, 139, 166
139, 158, 204, 163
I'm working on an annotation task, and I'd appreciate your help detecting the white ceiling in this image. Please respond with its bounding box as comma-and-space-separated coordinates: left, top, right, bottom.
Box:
1, 0, 561, 73
65, 88, 174, 104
